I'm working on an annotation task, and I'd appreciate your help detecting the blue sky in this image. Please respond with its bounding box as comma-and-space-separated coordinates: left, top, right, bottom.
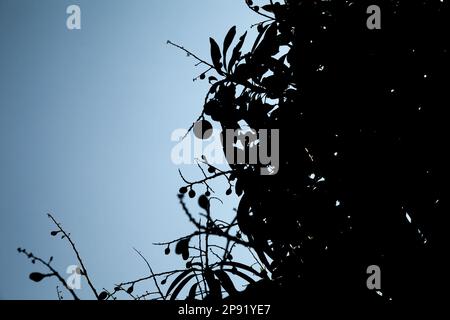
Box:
0, 0, 259, 299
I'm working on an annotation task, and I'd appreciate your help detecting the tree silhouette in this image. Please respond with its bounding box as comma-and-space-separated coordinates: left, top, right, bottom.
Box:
168, 0, 448, 307
20, 0, 447, 308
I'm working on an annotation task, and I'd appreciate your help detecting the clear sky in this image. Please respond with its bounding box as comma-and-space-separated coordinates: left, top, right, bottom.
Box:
0, 0, 258, 299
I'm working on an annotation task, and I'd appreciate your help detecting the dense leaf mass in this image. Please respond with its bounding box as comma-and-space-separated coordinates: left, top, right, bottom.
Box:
188, 0, 448, 307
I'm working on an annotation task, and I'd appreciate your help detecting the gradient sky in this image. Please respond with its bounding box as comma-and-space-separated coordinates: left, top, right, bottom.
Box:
0, 0, 259, 299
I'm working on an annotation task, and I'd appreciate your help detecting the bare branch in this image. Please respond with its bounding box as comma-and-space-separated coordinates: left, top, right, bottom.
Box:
47, 213, 99, 299
133, 247, 165, 300
167, 40, 215, 69
18, 248, 80, 300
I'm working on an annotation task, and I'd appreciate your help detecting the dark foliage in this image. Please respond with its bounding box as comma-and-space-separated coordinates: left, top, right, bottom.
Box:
172, 0, 448, 307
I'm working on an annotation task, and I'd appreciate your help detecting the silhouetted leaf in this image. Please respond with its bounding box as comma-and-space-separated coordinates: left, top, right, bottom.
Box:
166, 269, 194, 298
175, 238, 189, 255
170, 274, 196, 300
223, 26, 236, 71
204, 268, 222, 300
215, 270, 238, 295
254, 22, 278, 56
174, 238, 190, 260
179, 187, 188, 194
187, 283, 198, 300
29, 272, 46, 282
262, 4, 275, 12
198, 194, 210, 210
251, 24, 269, 53
257, 23, 264, 33
209, 38, 223, 74
98, 291, 108, 300
229, 32, 247, 71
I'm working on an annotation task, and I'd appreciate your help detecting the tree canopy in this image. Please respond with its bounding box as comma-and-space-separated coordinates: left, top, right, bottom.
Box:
171, 0, 448, 307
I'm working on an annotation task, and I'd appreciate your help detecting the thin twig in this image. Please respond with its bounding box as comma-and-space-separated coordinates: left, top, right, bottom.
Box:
133, 248, 165, 300
47, 213, 99, 299
18, 248, 80, 300
117, 269, 191, 287
178, 169, 233, 189
167, 40, 215, 69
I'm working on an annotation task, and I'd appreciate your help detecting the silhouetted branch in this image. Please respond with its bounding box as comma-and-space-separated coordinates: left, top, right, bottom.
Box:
167, 40, 215, 70
178, 169, 233, 192
116, 269, 192, 288
18, 248, 80, 300
47, 213, 99, 299
133, 247, 165, 300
